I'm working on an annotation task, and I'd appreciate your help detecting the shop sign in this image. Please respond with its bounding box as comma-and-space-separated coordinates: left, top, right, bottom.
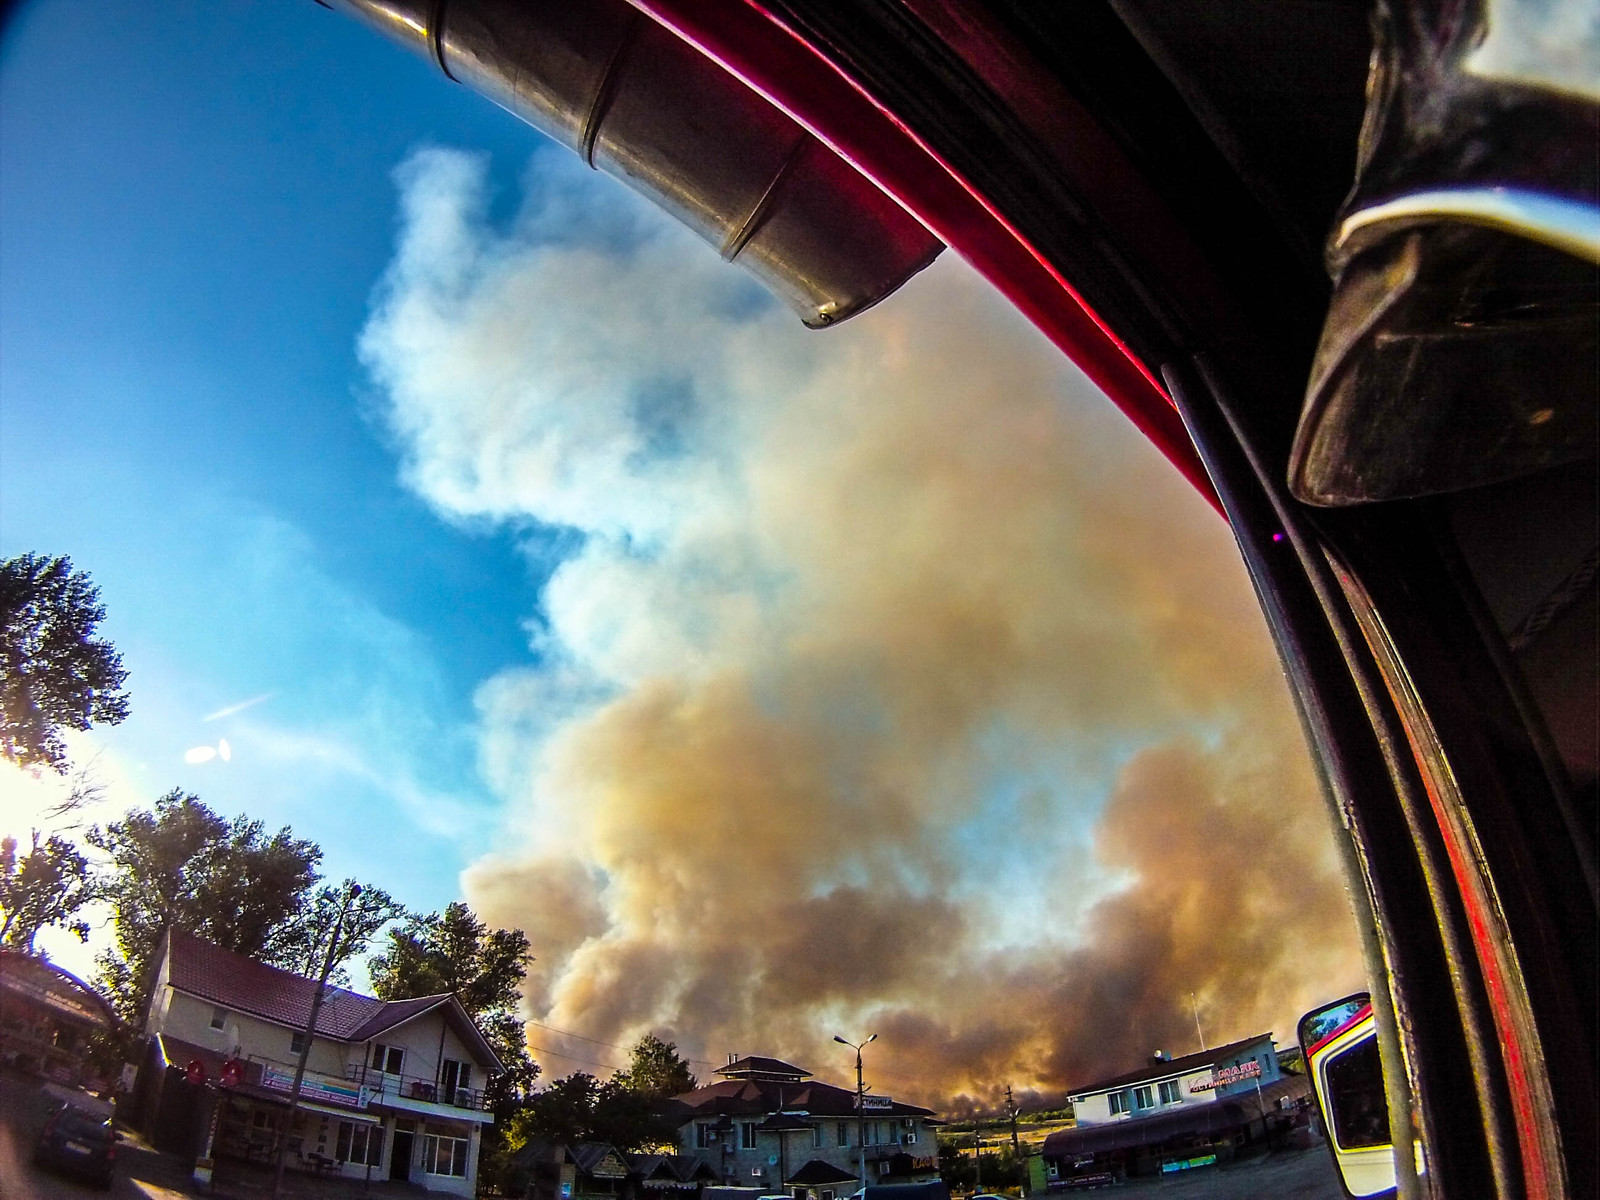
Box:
259, 1063, 363, 1107
1161, 1154, 1218, 1173
1188, 1060, 1261, 1093
857, 1095, 892, 1110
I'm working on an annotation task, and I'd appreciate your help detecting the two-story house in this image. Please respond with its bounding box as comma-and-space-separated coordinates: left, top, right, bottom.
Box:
666, 1056, 942, 1199
1041, 1033, 1310, 1185
132, 931, 503, 1196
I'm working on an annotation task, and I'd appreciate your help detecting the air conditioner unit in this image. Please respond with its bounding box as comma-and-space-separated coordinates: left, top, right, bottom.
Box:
900, 1134, 915, 1145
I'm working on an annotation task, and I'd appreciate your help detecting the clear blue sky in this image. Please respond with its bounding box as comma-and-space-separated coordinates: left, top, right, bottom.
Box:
1, 0, 579, 933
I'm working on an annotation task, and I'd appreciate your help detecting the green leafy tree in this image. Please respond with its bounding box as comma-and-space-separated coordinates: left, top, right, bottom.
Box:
613, 1033, 697, 1098
86, 789, 322, 1022
1, 554, 129, 774
504, 1071, 674, 1154
0, 831, 92, 951
265, 879, 407, 985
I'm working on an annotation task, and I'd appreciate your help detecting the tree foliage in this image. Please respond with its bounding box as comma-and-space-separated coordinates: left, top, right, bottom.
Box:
1, 554, 129, 774
613, 1033, 697, 1098
507, 1067, 677, 1154
0, 831, 93, 952
267, 880, 407, 984
87, 789, 322, 1021
370, 902, 539, 1109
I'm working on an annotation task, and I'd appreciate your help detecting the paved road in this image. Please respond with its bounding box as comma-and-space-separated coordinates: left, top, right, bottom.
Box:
1072, 1146, 1347, 1199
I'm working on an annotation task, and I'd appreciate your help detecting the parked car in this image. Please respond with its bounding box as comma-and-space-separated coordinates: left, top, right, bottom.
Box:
33, 1100, 116, 1191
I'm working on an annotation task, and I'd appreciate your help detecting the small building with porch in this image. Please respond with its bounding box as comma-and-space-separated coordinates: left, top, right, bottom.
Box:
0, 951, 118, 1090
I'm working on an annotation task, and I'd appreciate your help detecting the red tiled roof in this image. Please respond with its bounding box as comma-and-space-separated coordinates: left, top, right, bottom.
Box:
669, 1076, 933, 1118
162, 933, 502, 1072
717, 1056, 811, 1079
166, 932, 385, 1038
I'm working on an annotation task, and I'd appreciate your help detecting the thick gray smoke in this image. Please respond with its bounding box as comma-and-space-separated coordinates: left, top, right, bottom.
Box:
360, 147, 1364, 1108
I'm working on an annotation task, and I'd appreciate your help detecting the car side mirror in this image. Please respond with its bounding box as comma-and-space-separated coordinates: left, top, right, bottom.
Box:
1298, 993, 1422, 1199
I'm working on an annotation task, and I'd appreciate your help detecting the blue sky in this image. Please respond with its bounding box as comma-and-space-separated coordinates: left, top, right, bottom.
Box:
0, 0, 1357, 1099
0, 0, 570, 940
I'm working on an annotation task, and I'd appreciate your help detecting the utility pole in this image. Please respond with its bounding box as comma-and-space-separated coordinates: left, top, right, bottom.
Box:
271, 883, 362, 1199
1006, 1086, 1022, 1195
834, 1033, 876, 1197
973, 1119, 982, 1191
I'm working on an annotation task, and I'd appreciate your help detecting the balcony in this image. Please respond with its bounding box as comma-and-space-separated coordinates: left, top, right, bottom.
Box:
362, 1069, 488, 1113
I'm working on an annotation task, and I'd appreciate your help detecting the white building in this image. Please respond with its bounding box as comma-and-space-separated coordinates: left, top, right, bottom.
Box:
133, 931, 503, 1196
1042, 1034, 1309, 1185
667, 1056, 942, 1199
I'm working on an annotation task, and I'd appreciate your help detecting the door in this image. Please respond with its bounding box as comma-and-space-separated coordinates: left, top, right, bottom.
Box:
390, 1130, 413, 1182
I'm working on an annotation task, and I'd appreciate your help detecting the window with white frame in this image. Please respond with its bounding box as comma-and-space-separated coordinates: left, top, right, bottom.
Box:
1133, 1086, 1154, 1109
741, 1122, 757, 1150
811, 1123, 822, 1148
696, 1123, 716, 1149
422, 1133, 469, 1177
837, 1122, 849, 1148
290, 1031, 307, 1056
209, 1006, 227, 1031
370, 1043, 404, 1075
336, 1121, 384, 1166
1108, 1092, 1128, 1115
1158, 1080, 1182, 1104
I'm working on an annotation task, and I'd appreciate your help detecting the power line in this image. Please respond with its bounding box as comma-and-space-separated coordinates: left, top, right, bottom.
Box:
526, 1043, 627, 1073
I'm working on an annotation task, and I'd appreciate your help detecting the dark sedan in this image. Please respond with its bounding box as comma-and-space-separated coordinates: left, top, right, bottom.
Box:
33, 1102, 116, 1191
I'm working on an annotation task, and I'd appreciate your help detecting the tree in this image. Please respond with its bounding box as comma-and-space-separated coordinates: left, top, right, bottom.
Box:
504, 1071, 675, 1155
264, 879, 406, 986
0, 831, 92, 952
369, 901, 538, 1104
613, 1033, 697, 1098
87, 789, 322, 1022
1, 554, 129, 774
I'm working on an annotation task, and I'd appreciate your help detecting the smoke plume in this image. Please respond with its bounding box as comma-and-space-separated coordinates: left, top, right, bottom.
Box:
360, 147, 1364, 1108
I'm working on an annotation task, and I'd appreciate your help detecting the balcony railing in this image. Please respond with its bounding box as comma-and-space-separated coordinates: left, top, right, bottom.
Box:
241, 1055, 488, 1112
362, 1068, 488, 1112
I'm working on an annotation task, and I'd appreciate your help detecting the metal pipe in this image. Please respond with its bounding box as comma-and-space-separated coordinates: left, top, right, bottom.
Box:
318, 0, 942, 328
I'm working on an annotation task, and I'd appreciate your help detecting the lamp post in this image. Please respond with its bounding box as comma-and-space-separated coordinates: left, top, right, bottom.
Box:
271, 883, 362, 1199
833, 1034, 876, 1197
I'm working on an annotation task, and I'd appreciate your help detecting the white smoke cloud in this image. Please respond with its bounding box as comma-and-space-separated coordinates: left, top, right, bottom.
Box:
360, 146, 1362, 1102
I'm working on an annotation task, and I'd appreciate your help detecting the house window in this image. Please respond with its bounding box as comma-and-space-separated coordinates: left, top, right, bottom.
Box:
696, 1123, 715, 1149
1133, 1086, 1154, 1109
837, 1123, 849, 1148
1158, 1080, 1181, 1104
336, 1122, 384, 1166
1108, 1092, 1128, 1115
290, 1031, 307, 1056
209, 1006, 227, 1031
422, 1133, 469, 1177
370, 1043, 404, 1075
442, 1059, 472, 1104
811, 1124, 822, 1148
741, 1122, 757, 1150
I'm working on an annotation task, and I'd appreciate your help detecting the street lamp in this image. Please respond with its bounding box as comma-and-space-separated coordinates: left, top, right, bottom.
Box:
833, 1034, 876, 1197
271, 882, 363, 1199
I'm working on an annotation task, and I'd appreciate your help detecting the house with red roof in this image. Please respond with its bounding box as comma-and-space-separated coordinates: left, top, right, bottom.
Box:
663, 1055, 942, 1198
132, 930, 503, 1195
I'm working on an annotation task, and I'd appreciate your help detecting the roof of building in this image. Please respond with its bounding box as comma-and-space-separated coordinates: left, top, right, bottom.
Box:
1042, 1075, 1311, 1157
160, 931, 503, 1072
717, 1056, 812, 1080
786, 1160, 861, 1186
1065, 1034, 1275, 1098
0, 951, 117, 1030
668, 1076, 934, 1120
